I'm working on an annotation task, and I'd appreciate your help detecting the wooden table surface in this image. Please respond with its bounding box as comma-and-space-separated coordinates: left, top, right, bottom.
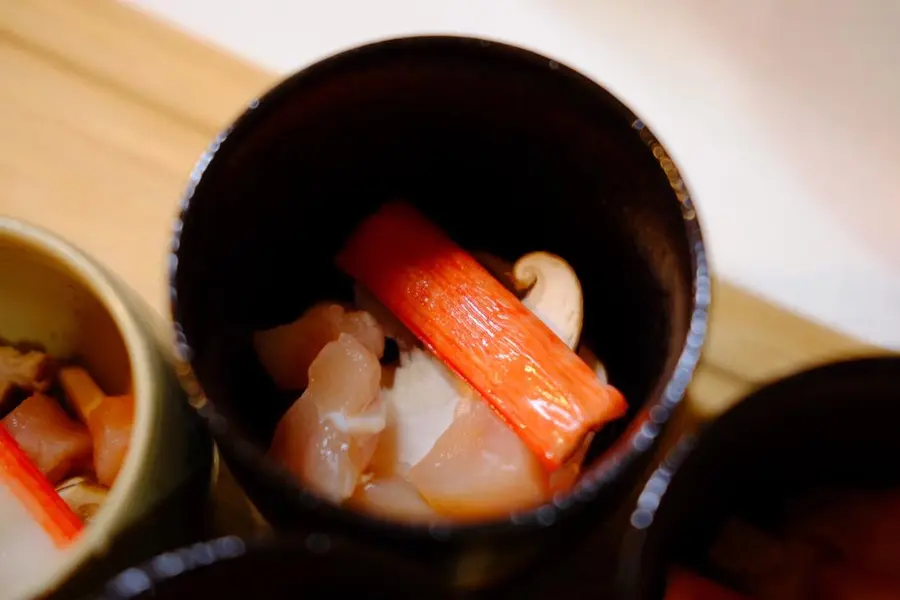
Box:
0, 0, 892, 567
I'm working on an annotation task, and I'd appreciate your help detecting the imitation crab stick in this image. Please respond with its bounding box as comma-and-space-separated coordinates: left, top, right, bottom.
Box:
336, 202, 627, 470
0, 426, 83, 548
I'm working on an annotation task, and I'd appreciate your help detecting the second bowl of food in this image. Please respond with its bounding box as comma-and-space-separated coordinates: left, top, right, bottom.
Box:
0, 218, 213, 600
619, 356, 900, 600
170, 35, 709, 588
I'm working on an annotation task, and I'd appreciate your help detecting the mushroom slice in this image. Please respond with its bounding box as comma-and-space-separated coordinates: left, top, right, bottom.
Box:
55, 476, 108, 524
513, 252, 584, 350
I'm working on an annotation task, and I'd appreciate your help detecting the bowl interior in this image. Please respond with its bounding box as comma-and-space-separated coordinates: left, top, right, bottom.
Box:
0, 234, 132, 398
173, 37, 701, 525
622, 357, 900, 599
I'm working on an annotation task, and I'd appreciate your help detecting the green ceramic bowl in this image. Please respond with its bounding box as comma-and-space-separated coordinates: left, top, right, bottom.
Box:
0, 218, 213, 600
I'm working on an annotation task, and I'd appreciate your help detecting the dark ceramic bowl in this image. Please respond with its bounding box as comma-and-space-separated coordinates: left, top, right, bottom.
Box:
618, 356, 900, 600
94, 534, 450, 600
169, 35, 709, 588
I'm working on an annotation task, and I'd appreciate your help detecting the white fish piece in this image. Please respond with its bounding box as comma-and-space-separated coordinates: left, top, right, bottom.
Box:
378, 347, 462, 470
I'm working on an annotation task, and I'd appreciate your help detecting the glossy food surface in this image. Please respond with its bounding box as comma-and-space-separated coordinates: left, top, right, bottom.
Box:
337, 202, 626, 469
170, 35, 707, 585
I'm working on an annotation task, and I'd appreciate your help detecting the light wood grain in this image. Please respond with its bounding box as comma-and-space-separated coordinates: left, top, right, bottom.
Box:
0, 0, 274, 134
687, 363, 753, 419
705, 280, 886, 384
0, 34, 206, 309
0, 0, 886, 424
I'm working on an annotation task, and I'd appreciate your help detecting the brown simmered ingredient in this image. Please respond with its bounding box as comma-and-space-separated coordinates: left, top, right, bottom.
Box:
58, 367, 134, 487
0, 346, 53, 409
2, 393, 92, 484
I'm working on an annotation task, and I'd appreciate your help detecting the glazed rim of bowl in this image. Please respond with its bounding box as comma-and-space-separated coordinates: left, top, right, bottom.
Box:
0, 218, 159, 599
169, 35, 710, 540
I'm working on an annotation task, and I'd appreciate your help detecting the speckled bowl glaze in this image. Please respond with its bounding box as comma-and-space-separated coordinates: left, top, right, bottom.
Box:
618, 356, 900, 600
95, 534, 450, 600
169, 35, 709, 589
0, 218, 213, 600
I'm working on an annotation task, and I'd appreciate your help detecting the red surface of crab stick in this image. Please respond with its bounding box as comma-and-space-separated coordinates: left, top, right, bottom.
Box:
0, 426, 83, 548
336, 201, 627, 470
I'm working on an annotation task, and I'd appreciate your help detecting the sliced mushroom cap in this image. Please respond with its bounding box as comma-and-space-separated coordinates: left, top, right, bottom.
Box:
55, 476, 108, 524
513, 252, 584, 350
467, 252, 607, 381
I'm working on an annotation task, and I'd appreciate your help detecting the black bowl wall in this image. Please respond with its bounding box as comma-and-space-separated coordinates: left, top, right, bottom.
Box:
96, 535, 452, 600
618, 356, 900, 600
171, 36, 708, 587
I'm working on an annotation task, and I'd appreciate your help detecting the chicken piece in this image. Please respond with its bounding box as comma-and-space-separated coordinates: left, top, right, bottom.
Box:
408, 396, 548, 520
350, 476, 438, 523
269, 334, 384, 503
2, 393, 92, 484
58, 367, 134, 487
370, 348, 462, 475
254, 303, 385, 390
0, 347, 53, 411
